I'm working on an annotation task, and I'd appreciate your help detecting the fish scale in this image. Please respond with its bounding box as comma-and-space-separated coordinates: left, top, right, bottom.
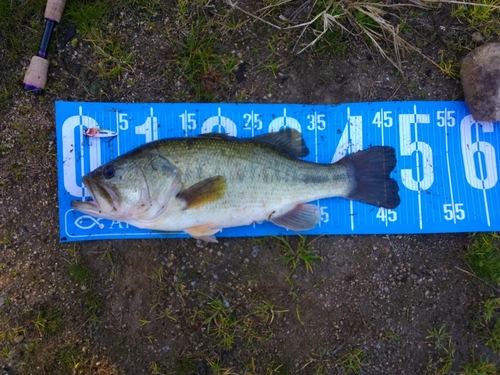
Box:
159, 137, 346, 204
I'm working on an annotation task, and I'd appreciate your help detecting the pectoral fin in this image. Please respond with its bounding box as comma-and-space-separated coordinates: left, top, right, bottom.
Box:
184, 223, 220, 243
270, 204, 320, 231
177, 176, 227, 210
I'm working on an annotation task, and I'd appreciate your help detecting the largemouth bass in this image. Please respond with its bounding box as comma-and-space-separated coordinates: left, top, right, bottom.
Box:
71, 129, 400, 242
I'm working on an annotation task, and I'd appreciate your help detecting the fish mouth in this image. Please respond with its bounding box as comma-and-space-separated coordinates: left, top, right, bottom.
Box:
71, 177, 118, 216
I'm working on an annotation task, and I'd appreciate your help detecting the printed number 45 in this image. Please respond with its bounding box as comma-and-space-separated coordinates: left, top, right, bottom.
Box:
376, 208, 397, 222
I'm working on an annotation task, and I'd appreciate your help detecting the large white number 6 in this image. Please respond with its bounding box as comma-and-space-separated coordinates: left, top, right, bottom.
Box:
460, 115, 497, 189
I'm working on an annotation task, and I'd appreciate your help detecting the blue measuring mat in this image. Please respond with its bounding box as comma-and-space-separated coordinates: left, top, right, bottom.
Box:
56, 101, 500, 242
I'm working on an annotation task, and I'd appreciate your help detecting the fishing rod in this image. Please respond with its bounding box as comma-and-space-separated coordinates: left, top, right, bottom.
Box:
23, 0, 66, 95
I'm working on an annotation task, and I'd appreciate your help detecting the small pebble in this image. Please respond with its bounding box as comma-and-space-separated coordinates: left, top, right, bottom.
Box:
471, 32, 485, 44
13, 335, 24, 344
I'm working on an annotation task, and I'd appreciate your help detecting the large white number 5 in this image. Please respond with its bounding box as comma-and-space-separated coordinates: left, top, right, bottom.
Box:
399, 112, 434, 191
460, 115, 497, 189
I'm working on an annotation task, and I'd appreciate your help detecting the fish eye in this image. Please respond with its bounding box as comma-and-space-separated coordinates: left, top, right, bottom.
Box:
102, 164, 115, 179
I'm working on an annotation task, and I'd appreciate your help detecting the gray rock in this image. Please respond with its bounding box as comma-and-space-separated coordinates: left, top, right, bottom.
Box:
460, 43, 500, 122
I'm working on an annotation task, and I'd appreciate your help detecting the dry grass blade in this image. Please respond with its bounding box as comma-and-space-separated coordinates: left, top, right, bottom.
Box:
421, 0, 500, 8
346, 4, 405, 73
227, 0, 500, 75
225, 0, 282, 29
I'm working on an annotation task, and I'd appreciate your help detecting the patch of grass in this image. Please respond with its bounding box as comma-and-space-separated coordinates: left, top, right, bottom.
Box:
206, 357, 237, 375
139, 307, 176, 329
83, 289, 103, 318
66, 249, 103, 322
204, 297, 239, 348
382, 328, 402, 342
464, 233, 500, 284
438, 50, 460, 79
483, 298, 500, 325
0, 321, 25, 343
156, 307, 177, 322
312, 28, 347, 56
483, 303, 500, 353
273, 235, 322, 298
67, 248, 93, 286
99, 247, 116, 278
473, 297, 500, 353
193, 294, 287, 350
85, 31, 135, 81
251, 300, 288, 325
174, 21, 228, 101
427, 325, 456, 375
461, 357, 499, 375
162, 352, 205, 375
302, 346, 332, 375
66, 1, 139, 84
33, 307, 63, 337
265, 359, 288, 375
66, 1, 110, 36
255, 31, 289, 77
56, 346, 88, 374
150, 361, 170, 375
275, 235, 322, 276
239, 302, 286, 346
1, 344, 10, 359
337, 348, 366, 375
0, 0, 46, 61
69, 262, 92, 286
0, 85, 9, 111
0, 231, 13, 246
168, 1, 241, 101
453, 0, 500, 38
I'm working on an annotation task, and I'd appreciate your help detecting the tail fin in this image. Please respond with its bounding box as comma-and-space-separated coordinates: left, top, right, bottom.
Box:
338, 146, 400, 209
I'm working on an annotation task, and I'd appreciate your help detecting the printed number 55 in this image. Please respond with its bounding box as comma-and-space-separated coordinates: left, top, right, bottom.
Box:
443, 203, 465, 221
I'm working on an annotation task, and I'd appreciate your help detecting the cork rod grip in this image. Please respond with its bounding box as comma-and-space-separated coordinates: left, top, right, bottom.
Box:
24, 56, 50, 89
44, 0, 66, 22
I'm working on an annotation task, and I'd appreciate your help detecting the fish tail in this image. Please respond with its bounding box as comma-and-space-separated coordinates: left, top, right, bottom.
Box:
338, 146, 400, 209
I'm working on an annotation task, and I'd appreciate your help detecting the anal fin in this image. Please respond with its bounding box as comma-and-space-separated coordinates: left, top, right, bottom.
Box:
270, 204, 320, 231
184, 223, 220, 243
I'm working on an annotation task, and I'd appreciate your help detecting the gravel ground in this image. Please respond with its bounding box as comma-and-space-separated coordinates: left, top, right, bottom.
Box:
1, 1, 500, 374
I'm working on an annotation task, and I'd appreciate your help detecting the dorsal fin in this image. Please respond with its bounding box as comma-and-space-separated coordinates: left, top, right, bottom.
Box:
253, 129, 309, 158
197, 132, 231, 139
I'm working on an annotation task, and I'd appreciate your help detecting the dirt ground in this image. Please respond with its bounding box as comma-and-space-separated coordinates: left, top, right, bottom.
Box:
1, 1, 500, 374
